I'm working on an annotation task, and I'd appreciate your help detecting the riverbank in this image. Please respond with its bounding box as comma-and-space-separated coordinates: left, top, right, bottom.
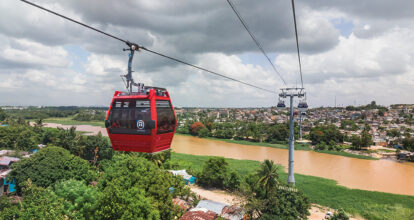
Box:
34, 117, 105, 128
34, 122, 414, 196
171, 152, 414, 220
36, 118, 389, 161
176, 133, 377, 160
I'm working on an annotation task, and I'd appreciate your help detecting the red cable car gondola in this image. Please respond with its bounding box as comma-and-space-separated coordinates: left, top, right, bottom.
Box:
104, 43, 177, 153
105, 88, 176, 153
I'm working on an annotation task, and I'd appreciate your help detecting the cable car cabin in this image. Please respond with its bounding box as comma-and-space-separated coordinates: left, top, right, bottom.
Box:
105, 88, 177, 153
277, 100, 286, 110
298, 102, 308, 112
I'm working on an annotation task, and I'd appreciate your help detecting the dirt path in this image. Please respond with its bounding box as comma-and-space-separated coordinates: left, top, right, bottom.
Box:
189, 185, 237, 205
189, 186, 363, 220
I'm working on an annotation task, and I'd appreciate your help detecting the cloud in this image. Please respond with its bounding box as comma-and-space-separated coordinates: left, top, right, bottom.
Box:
0, 0, 413, 107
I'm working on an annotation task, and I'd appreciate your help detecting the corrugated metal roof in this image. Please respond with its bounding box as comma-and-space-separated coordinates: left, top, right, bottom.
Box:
195, 200, 227, 215
0, 156, 19, 166
0, 169, 11, 178
180, 208, 217, 220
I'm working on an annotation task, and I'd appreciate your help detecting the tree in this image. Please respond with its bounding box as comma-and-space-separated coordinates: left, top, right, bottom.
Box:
387, 129, 400, 138
340, 120, 357, 131
266, 123, 289, 143
141, 149, 171, 168
97, 181, 160, 219
331, 209, 350, 220
53, 179, 99, 219
198, 127, 210, 138
198, 157, 229, 189
4, 179, 67, 220
256, 160, 280, 197
360, 131, 373, 148
190, 122, 205, 136
34, 118, 44, 127
56, 126, 81, 155
242, 169, 310, 219
16, 129, 37, 151
351, 135, 362, 150
402, 137, 414, 152
78, 132, 113, 164
8, 146, 95, 194
0, 108, 8, 121
310, 125, 343, 145
97, 154, 186, 219
0, 196, 19, 219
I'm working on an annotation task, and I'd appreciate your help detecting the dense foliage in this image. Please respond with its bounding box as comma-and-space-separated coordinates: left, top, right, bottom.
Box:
183, 121, 293, 144
97, 154, 188, 219
8, 146, 95, 194
73, 110, 106, 121
53, 179, 100, 219
0, 125, 38, 151
350, 131, 373, 150
5, 180, 67, 219
197, 157, 241, 190
242, 160, 311, 219
402, 137, 414, 152
309, 125, 344, 145
4, 106, 80, 120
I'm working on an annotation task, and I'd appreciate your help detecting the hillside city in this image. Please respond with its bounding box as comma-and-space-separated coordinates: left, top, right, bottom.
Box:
175, 102, 414, 160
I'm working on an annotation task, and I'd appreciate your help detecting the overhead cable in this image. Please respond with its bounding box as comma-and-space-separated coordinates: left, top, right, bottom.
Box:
19, 0, 277, 94
290, 0, 304, 89
226, 0, 287, 87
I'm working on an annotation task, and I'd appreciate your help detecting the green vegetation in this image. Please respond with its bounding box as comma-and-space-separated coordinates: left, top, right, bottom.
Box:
9, 147, 96, 194
4, 106, 80, 120
309, 124, 344, 145
196, 157, 241, 190
73, 110, 106, 121
402, 137, 414, 151
241, 160, 310, 219
180, 120, 294, 144
170, 153, 414, 220
314, 150, 377, 160
53, 179, 100, 219
2, 149, 195, 219
97, 154, 188, 219
41, 116, 105, 127
350, 131, 373, 150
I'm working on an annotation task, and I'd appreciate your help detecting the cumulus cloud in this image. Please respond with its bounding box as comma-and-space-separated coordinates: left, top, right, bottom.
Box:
0, 0, 413, 107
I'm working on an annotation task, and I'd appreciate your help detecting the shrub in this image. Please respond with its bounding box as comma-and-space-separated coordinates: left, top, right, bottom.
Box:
8, 146, 95, 194
190, 122, 205, 136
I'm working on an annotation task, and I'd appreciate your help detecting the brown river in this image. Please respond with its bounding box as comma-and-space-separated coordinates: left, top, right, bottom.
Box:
44, 123, 414, 196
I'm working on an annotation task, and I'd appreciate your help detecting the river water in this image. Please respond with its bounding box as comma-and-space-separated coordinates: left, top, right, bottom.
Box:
43, 123, 414, 196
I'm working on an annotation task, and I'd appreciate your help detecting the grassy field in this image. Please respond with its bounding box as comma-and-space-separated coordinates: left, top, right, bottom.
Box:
315, 150, 378, 160
41, 117, 105, 128
176, 133, 377, 160
171, 152, 414, 220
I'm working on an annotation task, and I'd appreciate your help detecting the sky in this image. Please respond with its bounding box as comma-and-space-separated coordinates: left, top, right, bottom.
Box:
0, 0, 413, 108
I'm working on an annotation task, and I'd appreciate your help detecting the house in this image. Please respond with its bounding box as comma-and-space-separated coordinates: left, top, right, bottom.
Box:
0, 169, 16, 195
220, 206, 244, 220
180, 208, 218, 220
182, 200, 244, 220
0, 156, 19, 170
195, 200, 227, 215
169, 170, 196, 185
173, 198, 190, 211
0, 150, 15, 157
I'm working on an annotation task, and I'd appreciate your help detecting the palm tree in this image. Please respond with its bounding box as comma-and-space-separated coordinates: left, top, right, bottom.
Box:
256, 159, 280, 197
35, 118, 44, 127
